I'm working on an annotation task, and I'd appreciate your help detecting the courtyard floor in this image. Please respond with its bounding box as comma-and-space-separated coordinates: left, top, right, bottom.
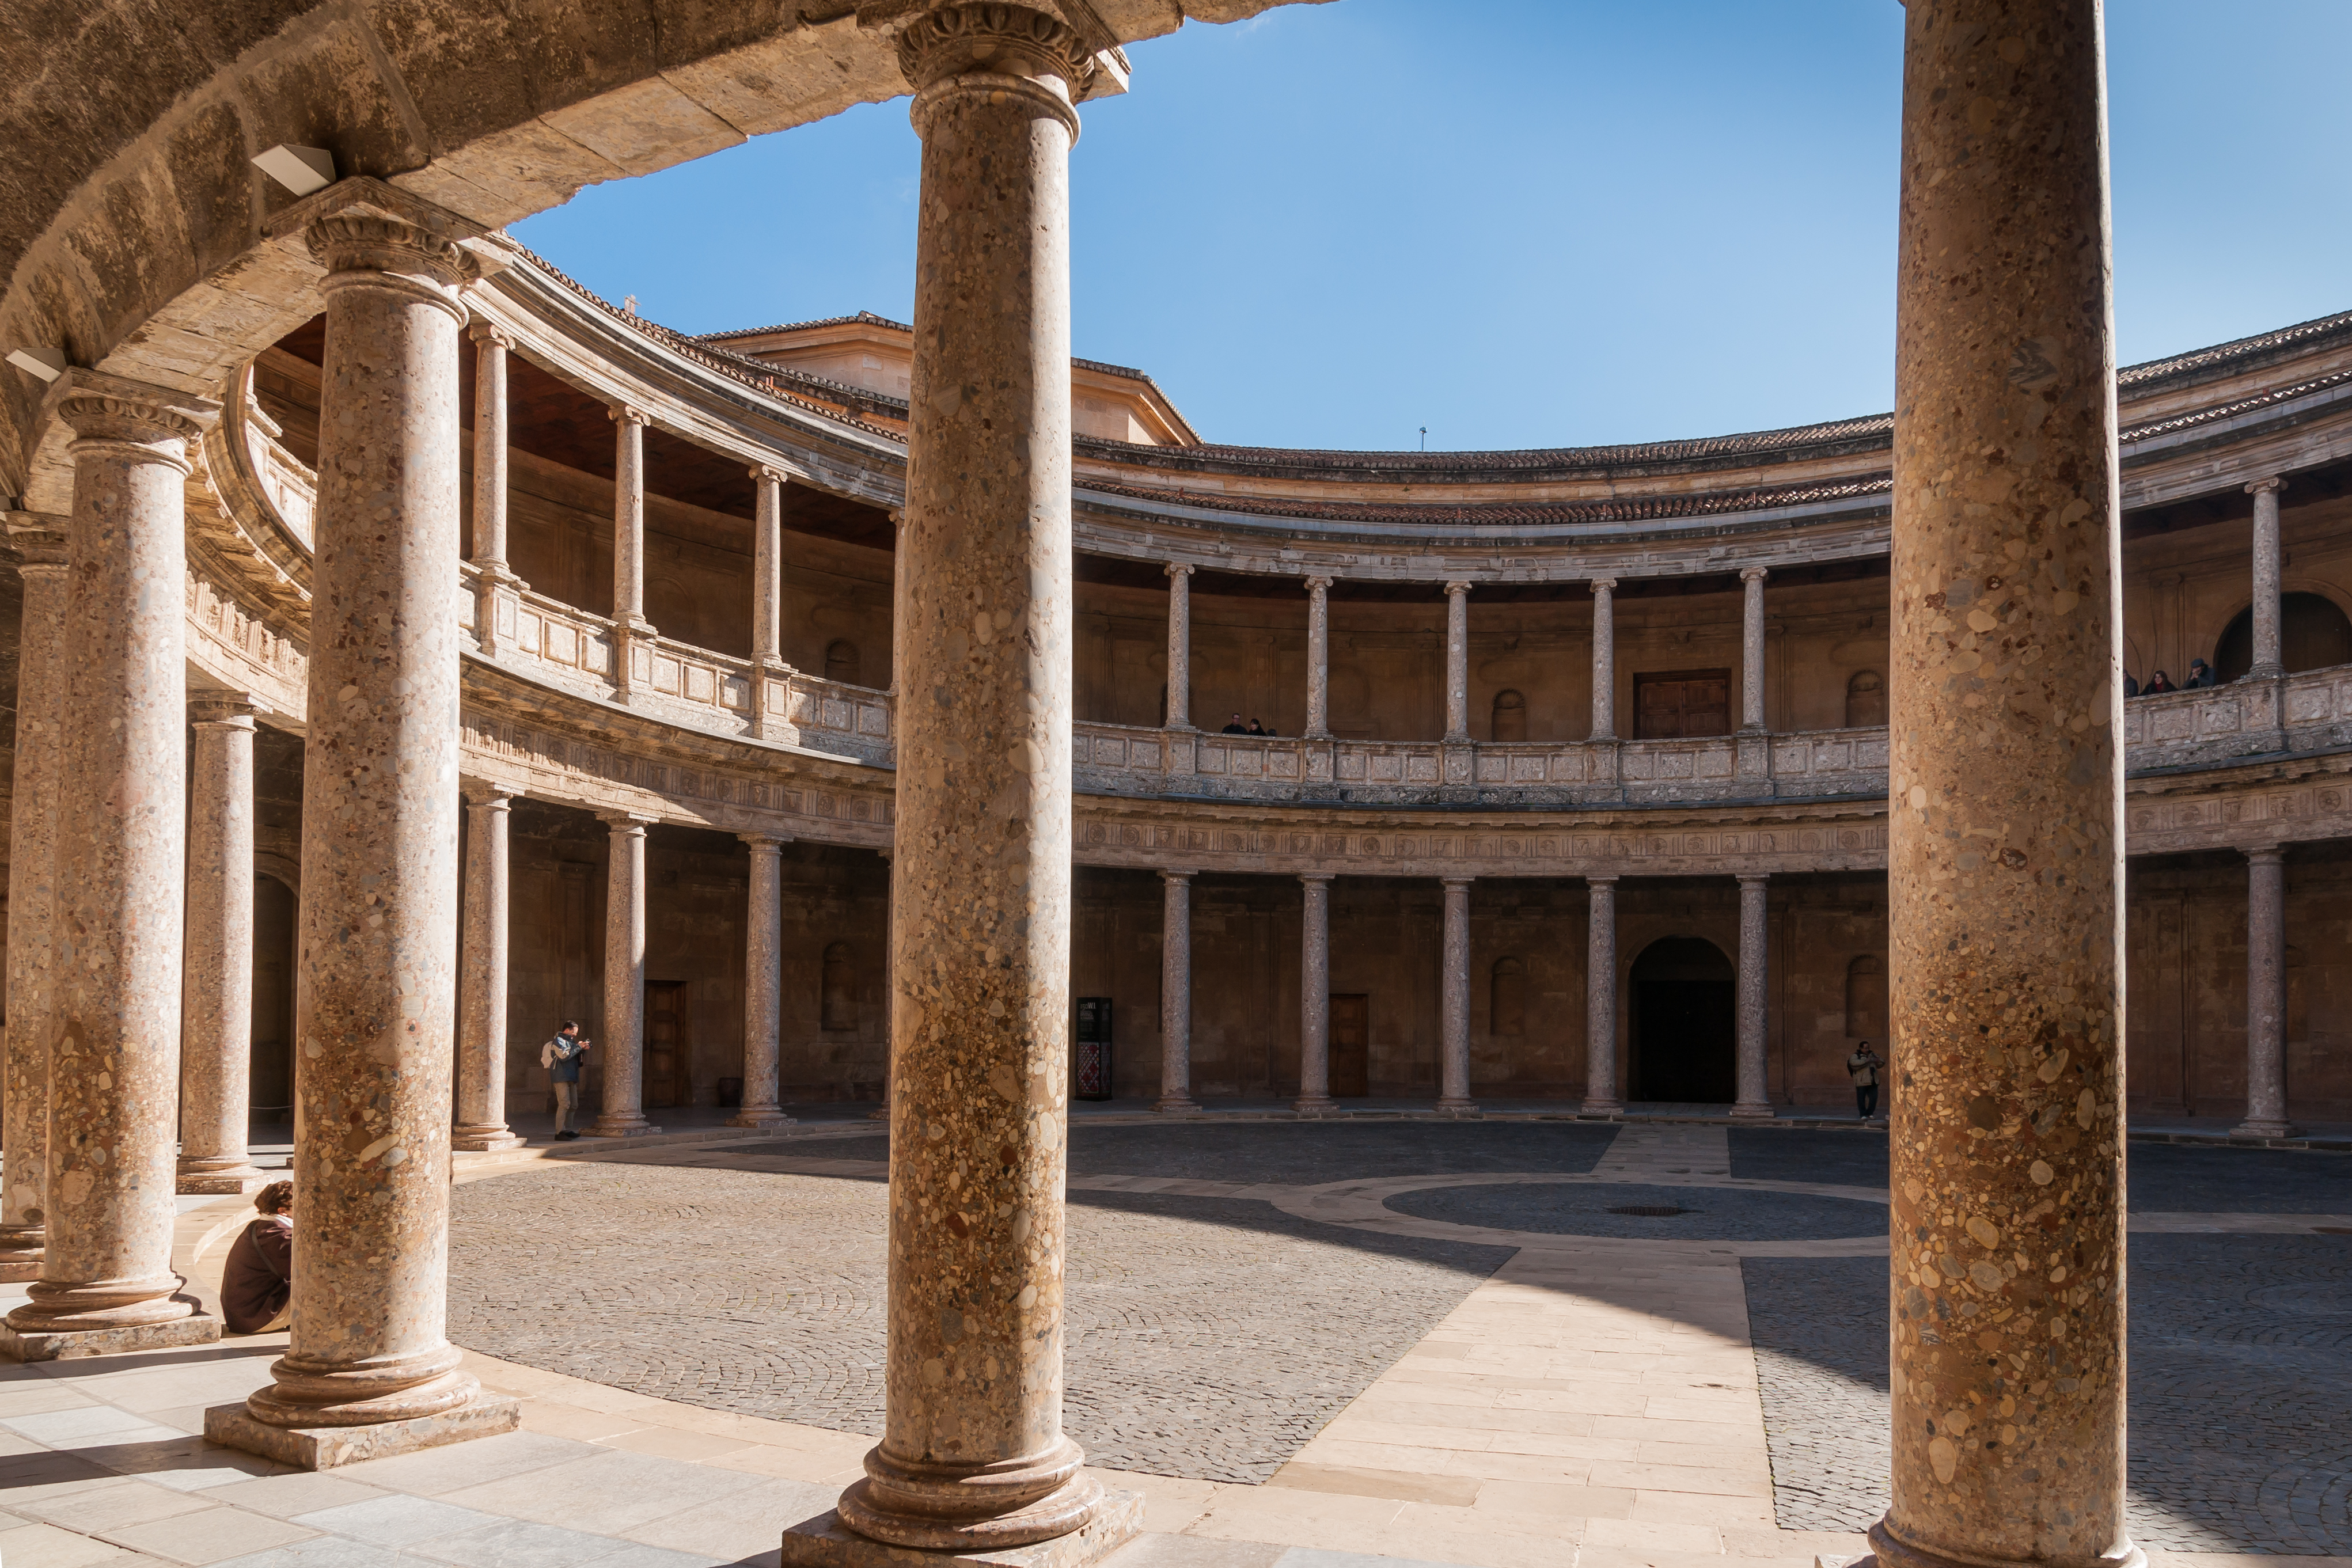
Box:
0, 1120, 2347, 1568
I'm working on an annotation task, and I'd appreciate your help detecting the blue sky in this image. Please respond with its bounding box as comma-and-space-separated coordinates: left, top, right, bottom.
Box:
513, 1, 2352, 453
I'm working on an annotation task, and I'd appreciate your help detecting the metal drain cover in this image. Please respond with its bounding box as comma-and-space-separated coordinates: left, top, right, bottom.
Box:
1609, 1204, 1690, 1217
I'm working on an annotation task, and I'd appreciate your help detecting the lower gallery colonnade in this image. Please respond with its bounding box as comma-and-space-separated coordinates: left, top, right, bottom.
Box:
0, 2, 2346, 1568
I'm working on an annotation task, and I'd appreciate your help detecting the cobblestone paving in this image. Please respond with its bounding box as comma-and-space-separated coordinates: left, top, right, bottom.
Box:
1728, 1127, 1889, 1187
446, 1157, 1509, 1483
1387, 1179, 1884, 1240
1744, 1237, 2352, 1552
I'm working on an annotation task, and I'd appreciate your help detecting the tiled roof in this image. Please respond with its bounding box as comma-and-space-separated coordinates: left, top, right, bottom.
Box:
2118, 310, 2352, 389
692, 310, 913, 341
1078, 473, 1894, 529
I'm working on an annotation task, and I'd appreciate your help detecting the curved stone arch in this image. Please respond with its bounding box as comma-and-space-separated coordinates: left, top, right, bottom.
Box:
2205, 579, 2352, 681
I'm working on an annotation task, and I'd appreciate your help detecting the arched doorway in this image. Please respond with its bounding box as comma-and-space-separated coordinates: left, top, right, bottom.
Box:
2212, 593, 2352, 682
1630, 936, 1736, 1103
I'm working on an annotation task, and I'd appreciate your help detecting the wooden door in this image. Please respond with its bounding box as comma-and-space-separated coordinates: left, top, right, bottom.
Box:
645, 980, 689, 1108
1634, 669, 1731, 738
1330, 994, 1370, 1098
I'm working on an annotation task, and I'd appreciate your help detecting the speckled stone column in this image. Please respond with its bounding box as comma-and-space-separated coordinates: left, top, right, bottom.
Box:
1589, 578, 1618, 741
0, 528, 69, 1280
733, 834, 792, 1129
5, 377, 217, 1359
821, 6, 1126, 1552
223, 210, 510, 1447
1876, 7, 2137, 1568
1581, 876, 1621, 1114
2246, 479, 2285, 679
452, 792, 522, 1152
1164, 563, 1193, 730
610, 406, 652, 702
1731, 874, 1772, 1119
591, 813, 659, 1137
2235, 846, 2290, 1137
1740, 567, 1770, 731
752, 468, 798, 742
1295, 874, 1336, 1114
1443, 582, 1471, 742
468, 322, 521, 656
1155, 870, 1198, 1113
177, 696, 270, 1194
1436, 877, 1476, 1115
867, 845, 893, 1122
1304, 576, 1332, 739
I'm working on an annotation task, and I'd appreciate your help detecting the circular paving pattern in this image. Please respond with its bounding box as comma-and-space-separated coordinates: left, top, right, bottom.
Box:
1383, 1178, 1885, 1241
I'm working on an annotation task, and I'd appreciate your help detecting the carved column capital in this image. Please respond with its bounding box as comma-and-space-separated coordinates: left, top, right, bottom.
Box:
1740, 565, 1770, 584
460, 786, 513, 811
1590, 576, 1618, 594
467, 321, 516, 351
885, 2, 1098, 94
752, 465, 789, 486
1444, 580, 1473, 598
1159, 867, 1197, 886
305, 213, 473, 322
187, 693, 262, 728
2245, 844, 2287, 866
2246, 477, 2287, 497
609, 404, 651, 428
1587, 874, 1621, 890
1303, 574, 1332, 594
54, 372, 218, 474
600, 810, 659, 833
739, 832, 791, 852
1164, 561, 1194, 579
8, 521, 71, 571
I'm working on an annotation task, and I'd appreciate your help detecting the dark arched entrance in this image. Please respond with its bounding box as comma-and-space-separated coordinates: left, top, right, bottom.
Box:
1630, 936, 1736, 1103
2213, 593, 2352, 682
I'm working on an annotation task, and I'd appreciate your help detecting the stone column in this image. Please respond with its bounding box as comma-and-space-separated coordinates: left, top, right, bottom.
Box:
1436, 877, 1476, 1115
1443, 581, 1473, 742
1731, 874, 1772, 1119
2235, 846, 2291, 1137
177, 696, 271, 1193
214, 208, 514, 1455
1581, 876, 1621, 1114
610, 405, 653, 701
868, 845, 893, 1122
468, 322, 521, 656
1877, 7, 2135, 1568
818, 7, 1132, 1556
1304, 575, 1333, 739
2246, 478, 2285, 680
1740, 566, 1769, 731
1589, 578, 1618, 741
752, 468, 799, 742
590, 813, 659, 1137
5, 376, 219, 1361
0, 526, 69, 1280
1295, 874, 1336, 1114
1164, 563, 1194, 730
732, 834, 794, 1129
1155, 870, 1199, 1113
452, 791, 523, 1152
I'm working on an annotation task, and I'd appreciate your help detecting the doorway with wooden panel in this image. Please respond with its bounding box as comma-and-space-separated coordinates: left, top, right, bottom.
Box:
1330, 993, 1370, 1097
644, 980, 689, 1109
1634, 669, 1731, 738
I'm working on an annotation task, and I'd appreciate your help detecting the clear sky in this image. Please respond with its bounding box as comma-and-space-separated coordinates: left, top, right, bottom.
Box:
512, 1, 2352, 454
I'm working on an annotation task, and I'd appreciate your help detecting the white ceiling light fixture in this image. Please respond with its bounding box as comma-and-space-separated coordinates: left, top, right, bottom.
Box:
5, 346, 66, 382
252, 145, 336, 197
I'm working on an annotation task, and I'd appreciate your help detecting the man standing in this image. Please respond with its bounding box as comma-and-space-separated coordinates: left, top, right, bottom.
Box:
542, 1020, 591, 1141
1847, 1039, 1884, 1120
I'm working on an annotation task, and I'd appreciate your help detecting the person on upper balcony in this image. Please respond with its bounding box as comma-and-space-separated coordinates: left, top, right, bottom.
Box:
2123, 672, 2140, 697
1220, 713, 1249, 734
2144, 670, 2176, 694
2187, 658, 2216, 688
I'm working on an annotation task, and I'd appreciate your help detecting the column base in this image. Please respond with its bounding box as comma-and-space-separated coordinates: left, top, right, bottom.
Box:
2232, 1118, 2297, 1139
1867, 1520, 2145, 1568
206, 1391, 520, 1471
867, 1103, 891, 1122
1432, 1099, 1480, 1119
728, 1110, 798, 1130
2, 1304, 219, 1363
1579, 1099, 1624, 1117
1292, 1096, 1341, 1118
782, 1489, 1142, 1568
1729, 1101, 1775, 1121
585, 1119, 664, 1138
177, 1164, 275, 1195
0, 1228, 44, 1282
450, 1125, 528, 1152
1151, 1096, 1201, 1114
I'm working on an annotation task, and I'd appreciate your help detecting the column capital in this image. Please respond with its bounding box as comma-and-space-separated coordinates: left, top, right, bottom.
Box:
1589, 576, 1618, 594
1303, 574, 1332, 593
1736, 871, 1771, 888
304, 213, 474, 322
52, 370, 220, 464
879, 2, 1101, 97
187, 693, 262, 728
751, 465, 789, 486
1440, 875, 1474, 891
609, 404, 651, 428
1740, 565, 1770, 584
1159, 867, 1197, 885
466, 321, 516, 351
1164, 561, 1194, 579
2246, 476, 2287, 497
890, 508, 906, 529
1587, 874, 1620, 890
2246, 843, 2287, 865
1444, 580, 1473, 598
739, 832, 791, 851
600, 810, 659, 833
1298, 871, 1336, 886
461, 785, 513, 811
7, 518, 71, 571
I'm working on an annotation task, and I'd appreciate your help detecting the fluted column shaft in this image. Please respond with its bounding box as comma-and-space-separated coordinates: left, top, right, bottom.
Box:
1581, 877, 1621, 1113
243, 212, 474, 1424
7, 379, 212, 1344
2235, 846, 2290, 1137
1740, 567, 1769, 731
0, 531, 69, 1278
1304, 576, 1332, 739
1436, 878, 1475, 1113
1295, 874, 1336, 1113
178, 698, 270, 1192
732, 834, 791, 1128
1155, 871, 1198, 1113
2247, 479, 2285, 679
453, 792, 522, 1152
840, 6, 1107, 1551
1731, 874, 1771, 1118
1164, 563, 1194, 730
1879, 7, 2134, 1568
1589, 579, 1618, 741
1443, 582, 1471, 742
591, 814, 658, 1137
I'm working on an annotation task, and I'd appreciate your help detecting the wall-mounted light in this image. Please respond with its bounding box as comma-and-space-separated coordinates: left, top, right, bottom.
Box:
5, 346, 65, 382
252, 145, 336, 197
